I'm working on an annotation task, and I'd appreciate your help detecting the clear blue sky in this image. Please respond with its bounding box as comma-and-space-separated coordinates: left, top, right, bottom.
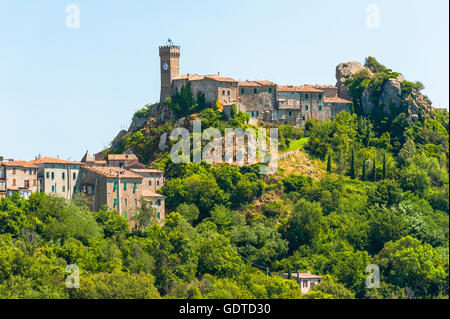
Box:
0, 0, 448, 161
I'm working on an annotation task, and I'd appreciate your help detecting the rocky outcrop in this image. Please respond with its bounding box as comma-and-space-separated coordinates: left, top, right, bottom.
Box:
336, 61, 433, 120
111, 130, 127, 149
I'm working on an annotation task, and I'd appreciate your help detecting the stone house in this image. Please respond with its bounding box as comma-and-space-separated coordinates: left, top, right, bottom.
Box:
283, 271, 323, 295
31, 157, 82, 199
130, 168, 165, 220
237, 80, 277, 121
107, 153, 139, 168
0, 160, 38, 199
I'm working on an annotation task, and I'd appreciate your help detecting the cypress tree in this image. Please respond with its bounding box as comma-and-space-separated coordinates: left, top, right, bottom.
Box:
362, 159, 366, 181
327, 152, 332, 173
372, 158, 376, 182
350, 148, 355, 179
382, 152, 387, 179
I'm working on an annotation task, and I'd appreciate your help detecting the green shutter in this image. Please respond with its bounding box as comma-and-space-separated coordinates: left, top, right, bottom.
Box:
46, 172, 49, 179
124, 182, 127, 191
113, 182, 117, 191
62, 186, 65, 192
62, 172, 65, 180
157, 212, 160, 219
73, 172, 76, 180
124, 212, 127, 219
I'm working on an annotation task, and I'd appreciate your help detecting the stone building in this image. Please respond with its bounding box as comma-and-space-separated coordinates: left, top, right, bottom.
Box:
130, 168, 165, 220
0, 160, 38, 199
159, 44, 352, 127
172, 73, 239, 106
80, 165, 165, 225
283, 271, 323, 295
31, 157, 82, 199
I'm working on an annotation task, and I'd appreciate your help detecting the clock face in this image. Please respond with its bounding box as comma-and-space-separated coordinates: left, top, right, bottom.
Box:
163, 63, 168, 71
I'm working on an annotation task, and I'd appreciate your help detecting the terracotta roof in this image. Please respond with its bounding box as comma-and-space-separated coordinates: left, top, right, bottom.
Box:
82, 166, 143, 179
324, 96, 353, 104
2, 161, 38, 168
107, 154, 138, 161
204, 74, 238, 83
172, 74, 200, 81
142, 190, 164, 198
130, 168, 163, 174
238, 81, 262, 87
277, 85, 323, 93
285, 272, 323, 280
30, 157, 82, 165
305, 85, 337, 89
255, 80, 276, 86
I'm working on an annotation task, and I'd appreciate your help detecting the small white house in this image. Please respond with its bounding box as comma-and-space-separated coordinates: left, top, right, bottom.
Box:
283, 271, 323, 294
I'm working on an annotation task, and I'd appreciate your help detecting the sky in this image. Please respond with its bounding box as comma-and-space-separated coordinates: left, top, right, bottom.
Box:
0, 0, 448, 161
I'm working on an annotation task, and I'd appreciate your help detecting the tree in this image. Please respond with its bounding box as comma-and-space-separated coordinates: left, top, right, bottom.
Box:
176, 203, 200, 224
281, 199, 324, 252
372, 158, 376, 182
69, 271, 160, 299
361, 159, 366, 181
133, 200, 157, 233
382, 152, 387, 179
349, 148, 355, 179
327, 152, 332, 173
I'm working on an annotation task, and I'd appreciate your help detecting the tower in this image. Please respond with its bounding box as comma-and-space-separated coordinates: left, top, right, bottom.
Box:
159, 44, 180, 103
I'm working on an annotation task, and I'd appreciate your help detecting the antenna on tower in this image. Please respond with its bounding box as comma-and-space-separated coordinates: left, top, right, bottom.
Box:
167, 38, 173, 46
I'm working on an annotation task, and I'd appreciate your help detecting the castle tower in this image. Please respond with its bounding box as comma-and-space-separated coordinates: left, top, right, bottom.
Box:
159, 44, 180, 103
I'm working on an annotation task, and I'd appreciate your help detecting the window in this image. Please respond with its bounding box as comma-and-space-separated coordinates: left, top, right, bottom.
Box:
319, 105, 322, 111
74, 186, 76, 192
124, 212, 127, 219
268, 87, 273, 94
113, 198, 117, 207
149, 180, 152, 186
318, 94, 322, 99
305, 94, 309, 99
51, 172, 54, 180
240, 88, 245, 94
52, 185, 55, 193
254, 88, 257, 94
73, 172, 76, 180
156, 198, 162, 206
13, 179, 16, 186
134, 198, 137, 206
24, 180, 30, 188
124, 198, 127, 206
305, 105, 309, 111
62, 172, 65, 180
222, 90, 225, 95
124, 182, 127, 191
46, 172, 49, 179
33, 179, 37, 186
228, 90, 230, 96
157, 212, 161, 219
62, 186, 65, 192
113, 182, 117, 191
303, 280, 308, 288
157, 180, 160, 186
12, 169, 16, 174
133, 183, 137, 190
29, 169, 32, 175
134, 211, 137, 217
288, 111, 292, 116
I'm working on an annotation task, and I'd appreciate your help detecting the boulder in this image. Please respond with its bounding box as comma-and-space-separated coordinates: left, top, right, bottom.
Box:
336, 62, 368, 83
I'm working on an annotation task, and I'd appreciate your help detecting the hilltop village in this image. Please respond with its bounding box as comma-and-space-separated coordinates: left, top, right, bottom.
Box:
1, 44, 353, 224
159, 44, 353, 126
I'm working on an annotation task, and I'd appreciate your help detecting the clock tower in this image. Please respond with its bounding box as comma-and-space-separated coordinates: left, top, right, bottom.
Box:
159, 43, 180, 103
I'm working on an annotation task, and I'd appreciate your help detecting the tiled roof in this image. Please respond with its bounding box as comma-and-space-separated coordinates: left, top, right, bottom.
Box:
238, 80, 276, 87
204, 74, 238, 83
142, 190, 164, 198
238, 81, 262, 87
277, 85, 323, 93
285, 272, 323, 280
305, 84, 337, 89
1, 161, 37, 168
324, 96, 353, 104
107, 154, 138, 161
130, 168, 163, 174
172, 74, 200, 81
30, 157, 82, 165
82, 166, 143, 179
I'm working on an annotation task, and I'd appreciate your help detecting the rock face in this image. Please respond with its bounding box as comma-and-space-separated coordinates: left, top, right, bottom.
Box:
111, 130, 128, 149
336, 61, 433, 119
336, 62, 367, 83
